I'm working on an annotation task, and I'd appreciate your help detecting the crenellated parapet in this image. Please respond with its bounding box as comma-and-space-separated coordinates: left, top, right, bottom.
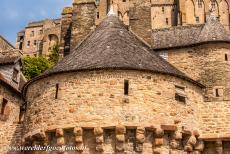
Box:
22, 124, 206, 153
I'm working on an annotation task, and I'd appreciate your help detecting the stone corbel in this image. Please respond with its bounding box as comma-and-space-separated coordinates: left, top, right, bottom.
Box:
153, 127, 164, 154
170, 131, 182, 154
73, 127, 84, 151
215, 140, 223, 154
94, 127, 104, 152
136, 127, 145, 152
116, 125, 126, 152
56, 128, 65, 154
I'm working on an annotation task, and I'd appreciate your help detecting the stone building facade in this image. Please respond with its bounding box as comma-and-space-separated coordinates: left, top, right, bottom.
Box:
16, 19, 61, 57
0, 36, 26, 154
2, 0, 230, 153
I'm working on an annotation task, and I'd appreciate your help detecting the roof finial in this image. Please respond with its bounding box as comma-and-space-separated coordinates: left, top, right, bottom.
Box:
108, 4, 117, 16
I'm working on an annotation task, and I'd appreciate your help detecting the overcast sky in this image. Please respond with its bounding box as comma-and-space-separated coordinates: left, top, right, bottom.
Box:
0, 0, 71, 45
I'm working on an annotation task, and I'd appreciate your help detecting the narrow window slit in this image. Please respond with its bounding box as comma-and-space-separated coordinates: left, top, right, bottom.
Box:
225, 54, 228, 61
55, 83, 59, 99
1, 99, 8, 115
124, 80, 129, 95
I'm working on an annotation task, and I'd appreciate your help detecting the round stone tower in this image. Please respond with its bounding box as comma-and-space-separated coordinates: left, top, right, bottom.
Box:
22, 14, 205, 154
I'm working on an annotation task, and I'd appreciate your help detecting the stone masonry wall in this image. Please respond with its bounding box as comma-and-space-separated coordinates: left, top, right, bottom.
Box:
71, 1, 96, 51
165, 43, 230, 139
24, 70, 203, 137
129, 0, 152, 45
0, 84, 23, 154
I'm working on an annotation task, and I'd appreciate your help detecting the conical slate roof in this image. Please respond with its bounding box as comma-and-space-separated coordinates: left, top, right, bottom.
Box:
198, 15, 230, 42
44, 16, 193, 81
152, 15, 230, 49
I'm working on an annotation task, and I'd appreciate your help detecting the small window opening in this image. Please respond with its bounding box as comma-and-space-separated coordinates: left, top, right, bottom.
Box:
12, 68, 19, 83
55, 83, 59, 99
1, 99, 8, 115
123, 0, 126, 2
30, 31, 34, 37
124, 80, 129, 95
175, 86, 186, 103
34, 40, 37, 46
162, 7, 165, 13
196, 17, 200, 23
198, 0, 202, 8
27, 41, 30, 47
166, 18, 169, 25
225, 54, 228, 61
216, 89, 220, 97
97, 12, 100, 19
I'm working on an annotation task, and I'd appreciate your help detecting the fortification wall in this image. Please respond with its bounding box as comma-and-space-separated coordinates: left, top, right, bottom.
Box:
23, 70, 204, 153
0, 84, 23, 154
165, 43, 230, 139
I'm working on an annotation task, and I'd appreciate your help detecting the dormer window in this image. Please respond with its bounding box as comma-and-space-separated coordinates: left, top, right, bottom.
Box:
12, 68, 19, 83
175, 86, 186, 103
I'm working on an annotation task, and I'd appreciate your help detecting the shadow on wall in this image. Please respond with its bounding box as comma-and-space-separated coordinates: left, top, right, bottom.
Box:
7, 123, 23, 154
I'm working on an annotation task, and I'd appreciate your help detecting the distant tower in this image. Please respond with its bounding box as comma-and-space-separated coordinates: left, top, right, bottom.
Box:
151, 0, 178, 29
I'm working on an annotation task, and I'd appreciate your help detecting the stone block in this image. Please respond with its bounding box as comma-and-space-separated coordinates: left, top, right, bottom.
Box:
94, 127, 103, 136
96, 135, 104, 143
136, 134, 145, 143
154, 138, 164, 146
116, 134, 125, 142
57, 137, 65, 146
116, 125, 126, 134
136, 127, 145, 134
96, 144, 104, 152
74, 127, 83, 136
116, 142, 124, 152
75, 136, 83, 143
194, 140, 204, 151
155, 128, 164, 138
188, 136, 197, 146
173, 131, 182, 140
56, 128, 64, 137
184, 144, 193, 152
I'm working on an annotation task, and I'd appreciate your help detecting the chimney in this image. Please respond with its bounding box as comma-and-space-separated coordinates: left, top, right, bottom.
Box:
60, 7, 73, 57
71, 0, 96, 51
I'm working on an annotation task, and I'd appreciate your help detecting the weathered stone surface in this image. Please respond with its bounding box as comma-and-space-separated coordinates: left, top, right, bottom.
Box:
74, 127, 83, 136
56, 128, 64, 137
116, 125, 126, 134
154, 138, 164, 146
94, 127, 103, 136
116, 134, 125, 142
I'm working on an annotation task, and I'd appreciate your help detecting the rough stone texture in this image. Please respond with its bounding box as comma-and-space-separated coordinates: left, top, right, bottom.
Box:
0, 83, 23, 154
165, 43, 230, 138
0, 35, 15, 52
60, 7, 72, 57
16, 19, 61, 57
24, 70, 203, 135
129, 0, 152, 45
70, 2, 96, 51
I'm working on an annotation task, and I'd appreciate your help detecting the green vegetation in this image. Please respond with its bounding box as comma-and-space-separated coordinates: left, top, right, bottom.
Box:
22, 45, 59, 80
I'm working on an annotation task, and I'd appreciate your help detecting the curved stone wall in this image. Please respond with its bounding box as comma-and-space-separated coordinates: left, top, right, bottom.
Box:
24, 70, 203, 135
166, 43, 230, 139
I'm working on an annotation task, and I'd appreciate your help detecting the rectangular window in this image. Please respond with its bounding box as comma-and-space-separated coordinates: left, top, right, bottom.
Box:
166, 18, 169, 25
55, 83, 59, 99
30, 31, 34, 37
175, 86, 186, 103
124, 80, 129, 95
1, 99, 8, 115
215, 88, 224, 97
162, 7, 165, 13
225, 54, 228, 61
12, 68, 19, 82
97, 12, 100, 19
198, 0, 202, 8
34, 40, 37, 46
27, 41, 30, 47
196, 17, 200, 23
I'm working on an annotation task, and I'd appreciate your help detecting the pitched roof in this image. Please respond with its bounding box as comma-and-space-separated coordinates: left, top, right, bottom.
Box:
0, 56, 20, 65
42, 16, 201, 86
152, 16, 230, 50
0, 73, 21, 95
0, 35, 15, 50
